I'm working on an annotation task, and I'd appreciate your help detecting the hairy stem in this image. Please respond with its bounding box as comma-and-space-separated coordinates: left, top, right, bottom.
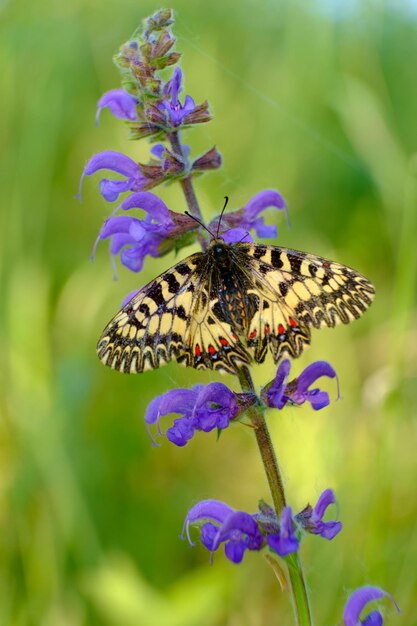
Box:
168, 131, 205, 223
237, 366, 313, 626
238, 366, 286, 513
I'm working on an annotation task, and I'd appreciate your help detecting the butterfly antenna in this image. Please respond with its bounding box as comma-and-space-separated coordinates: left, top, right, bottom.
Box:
216, 196, 229, 239
184, 211, 215, 238
237, 231, 252, 244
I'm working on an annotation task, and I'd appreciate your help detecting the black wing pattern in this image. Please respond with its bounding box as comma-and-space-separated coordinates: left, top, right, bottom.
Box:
97, 251, 250, 374
234, 243, 375, 365
97, 241, 375, 374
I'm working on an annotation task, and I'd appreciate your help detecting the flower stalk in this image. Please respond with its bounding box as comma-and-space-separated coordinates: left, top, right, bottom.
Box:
167, 130, 208, 247
85, 10, 396, 626
237, 366, 286, 513
286, 553, 314, 626
237, 366, 312, 626
172, 168, 313, 626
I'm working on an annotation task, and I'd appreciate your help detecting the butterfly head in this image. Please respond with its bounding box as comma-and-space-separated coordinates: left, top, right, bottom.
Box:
209, 237, 232, 267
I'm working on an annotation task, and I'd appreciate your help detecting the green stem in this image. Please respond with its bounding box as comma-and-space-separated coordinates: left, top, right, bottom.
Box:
286, 553, 313, 626
237, 367, 313, 626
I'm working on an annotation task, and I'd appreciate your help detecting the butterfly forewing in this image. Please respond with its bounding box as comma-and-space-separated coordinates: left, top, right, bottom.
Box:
97, 254, 198, 373
97, 249, 251, 374
233, 243, 375, 363
97, 240, 375, 374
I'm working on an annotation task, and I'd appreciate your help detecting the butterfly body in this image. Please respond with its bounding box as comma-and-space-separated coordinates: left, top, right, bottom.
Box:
97, 239, 375, 374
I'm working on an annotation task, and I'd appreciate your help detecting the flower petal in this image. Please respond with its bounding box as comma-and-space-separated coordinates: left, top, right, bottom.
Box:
212, 511, 263, 551
83, 151, 139, 177
252, 216, 277, 238
96, 89, 138, 124
224, 540, 247, 564
121, 191, 172, 223
166, 418, 195, 447
78, 151, 139, 200
265, 359, 291, 409
306, 390, 330, 410
166, 67, 183, 103
244, 189, 286, 220
183, 500, 235, 546
362, 611, 383, 626
221, 228, 254, 244
241, 189, 288, 236
183, 94, 196, 113
296, 489, 342, 539
193, 383, 239, 431
200, 522, 219, 551
99, 178, 133, 202
312, 489, 336, 521
144, 387, 201, 426
99, 216, 142, 240
267, 507, 299, 556
317, 520, 342, 540
343, 586, 399, 626
295, 361, 336, 394
151, 143, 166, 159
120, 245, 148, 272
109, 234, 136, 255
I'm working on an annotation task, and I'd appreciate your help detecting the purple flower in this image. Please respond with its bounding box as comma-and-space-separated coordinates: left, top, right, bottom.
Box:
209, 190, 288, 240
94, 192, 177, 272
221, 228, 254, 244
182, 488, 342, 564
145, 383, 246, 447
79, 145, 192, 204
239, 190, 288, 238
295, 489, 342, 540
145, 386, 202, 446
262, 359, 338, 411
145, 68, 211, 131
157, 68, 197, 127
182, 499, 264, 564
192, 383, 241, 431
79, 151, 146, 202
343, 586, 399, 626
267, 507, 299, 557
96, 89, 139, 124
146, 143, 190, 177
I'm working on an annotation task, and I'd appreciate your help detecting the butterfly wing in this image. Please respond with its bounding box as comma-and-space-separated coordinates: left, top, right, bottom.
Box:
97, 256, 198, 373
183, 254, 253, 373
97, 241, 375, 374
97, 252, 250, 374
233, 243, 375, 363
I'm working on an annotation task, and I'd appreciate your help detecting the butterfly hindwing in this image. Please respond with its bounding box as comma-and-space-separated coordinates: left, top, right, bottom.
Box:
184, 285, 251, 373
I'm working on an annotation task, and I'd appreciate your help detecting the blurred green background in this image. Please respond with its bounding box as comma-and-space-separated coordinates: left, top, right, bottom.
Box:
1, 0, 416, 624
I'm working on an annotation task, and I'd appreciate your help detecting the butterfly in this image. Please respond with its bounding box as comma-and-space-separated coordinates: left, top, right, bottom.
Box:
96, 238, 375, 375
